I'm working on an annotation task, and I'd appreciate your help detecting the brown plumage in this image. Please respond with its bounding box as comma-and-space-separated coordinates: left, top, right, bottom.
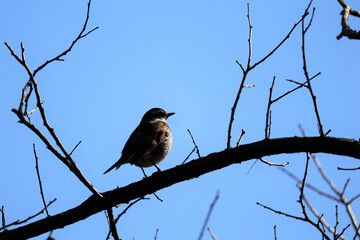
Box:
104, 108, 174, 174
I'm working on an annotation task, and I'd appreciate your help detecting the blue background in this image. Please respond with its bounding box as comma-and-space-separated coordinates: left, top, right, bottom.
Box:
1, 0, 360, 239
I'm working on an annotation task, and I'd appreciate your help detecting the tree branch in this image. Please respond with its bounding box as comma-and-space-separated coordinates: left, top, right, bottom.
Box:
105, 208, 120, 240
4, 10, 102, 198
227, 2, 308, 148
33, 144, 49, 216
0, 199, 56, 231
1, 136, 360, 239
33, 0, 98, 76
300, 4, 325, 137
198, 191, 220, 240
336, 0, 360, 40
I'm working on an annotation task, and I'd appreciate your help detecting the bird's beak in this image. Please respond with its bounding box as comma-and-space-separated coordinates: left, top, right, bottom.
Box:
167, 112, 175, 117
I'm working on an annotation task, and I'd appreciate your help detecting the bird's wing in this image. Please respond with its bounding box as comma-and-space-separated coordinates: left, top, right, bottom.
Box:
103, 121, 168, 174
123, 121, 168, 162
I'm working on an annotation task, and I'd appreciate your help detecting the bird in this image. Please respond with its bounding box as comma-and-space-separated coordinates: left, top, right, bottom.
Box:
104, 108, 174, 176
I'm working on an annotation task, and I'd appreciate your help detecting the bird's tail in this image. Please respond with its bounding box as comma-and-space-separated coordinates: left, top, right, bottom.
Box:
103, 161, 121, 174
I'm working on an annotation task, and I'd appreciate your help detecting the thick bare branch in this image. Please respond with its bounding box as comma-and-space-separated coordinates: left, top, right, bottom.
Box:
336, 0, 360, 40
1, 136, 360, 239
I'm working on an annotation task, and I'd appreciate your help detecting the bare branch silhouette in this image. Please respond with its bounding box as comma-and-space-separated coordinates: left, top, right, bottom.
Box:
259, 157, 289, 167
227, 2, 310, 148
4, 0, 101, 198
300, 6, 325, 136
0, 199, 56, 231
33, 144, 49, 216
207, 227, 217, 240
2, 136, 358, 239
105, 208, 120, 240
198, 191, 220, 240
336, 0, 360, 40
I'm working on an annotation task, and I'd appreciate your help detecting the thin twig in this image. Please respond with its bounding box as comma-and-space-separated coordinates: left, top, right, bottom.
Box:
198, 191, 220, 240
139, 169, 163, 202
249, 13, 309, 71
227, 3, 252, 149
4, 0, 102, 198
301, 3, 324, 137
259, 157, 289, 167
152, 192, 163, 202
46, 230, 54, 240
246, 3, 253, 70
349, 193, 360, 205
300, 189, 346, 240
298, 153, 311, 220
272, 73, 321, 103
305, 7, 316, 33
33, 0, 98, 76
27, 101, 44, 115
257, 200, 330, 240
325, 129, 332, 136
33, 143, 49, 216
338, 225, 351, 240
265, 77, 275, 139
116, 197, 148, 221
0, 199, 57, 231
300, 126, 360, 238
246, 159, 258, 175
182, 148, 195, 164
257, 202, 304, 221
69, 141, 82, 156
24, 81, 33, 121
354, 225, 360, 240
1, 206, 6, 231
280, 168, 339, 202
105, 197, 148, 240
187, 129, 201, 158
236, 129, 246, 147
312, 154, 341, 195
334, 205, 339, 239
287, 78, 306, 86
183, 129, 201, 164
154, 228, 159, 240
207, 227, 217, 240
227, 3, 308, 148
338, 166, 360, 171
274, 225, 277, 240
342, 178, 351, 196
312, 154, 360, 237
106, 208, 120, 240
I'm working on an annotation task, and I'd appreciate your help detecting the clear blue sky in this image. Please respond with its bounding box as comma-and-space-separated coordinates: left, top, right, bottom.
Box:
1, 0, 360, 239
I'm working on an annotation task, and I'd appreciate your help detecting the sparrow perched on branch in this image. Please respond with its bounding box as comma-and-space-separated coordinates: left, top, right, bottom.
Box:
104, 108, 174, 175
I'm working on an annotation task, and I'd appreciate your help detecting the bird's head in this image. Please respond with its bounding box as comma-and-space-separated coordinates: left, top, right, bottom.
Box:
141, 108, 175, 123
